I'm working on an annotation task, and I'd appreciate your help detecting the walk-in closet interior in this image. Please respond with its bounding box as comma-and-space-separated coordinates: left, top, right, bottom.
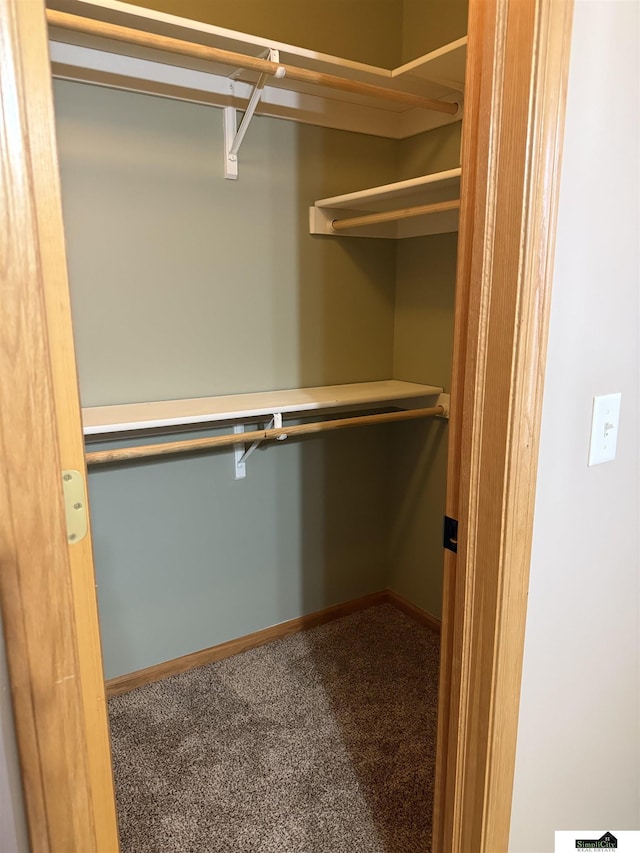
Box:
48, 0, 468, 848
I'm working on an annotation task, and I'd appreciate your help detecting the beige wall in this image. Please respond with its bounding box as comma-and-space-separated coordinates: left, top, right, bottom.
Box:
128, 0, 404, 67
509, 1, 639, 848
128, 0, 470, 66
389, 233, 457, 616
398, 122, 462, 181
401, 0, 468, 61
54, 0, 466, 676
57, 83, 399, 406
386, 32, 463, 616
55, 79, 401, 677
55, 82, 396, 406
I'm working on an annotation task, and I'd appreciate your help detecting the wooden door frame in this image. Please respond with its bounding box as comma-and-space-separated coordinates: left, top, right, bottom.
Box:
0, 0, 119, 850
433, 0, 574, 850
0, 0, 573, 850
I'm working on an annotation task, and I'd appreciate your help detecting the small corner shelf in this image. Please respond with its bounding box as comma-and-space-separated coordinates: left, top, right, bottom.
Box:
82, 380, 443, 437
309, 167, 461, 239
395, 37, 467, 91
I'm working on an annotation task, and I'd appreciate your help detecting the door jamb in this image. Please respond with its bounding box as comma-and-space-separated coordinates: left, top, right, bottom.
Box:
0, 0, 119, 850
434, 0, 574, 849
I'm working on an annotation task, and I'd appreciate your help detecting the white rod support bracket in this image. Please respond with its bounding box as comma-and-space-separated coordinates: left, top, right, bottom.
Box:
223, 105, 239, 180
436, 393, 450, 418
273, 412, 288, 440
235, 413, 287, 477
238, 433, 263, 466
224, 49, 283, 180
233, 424, 247, 478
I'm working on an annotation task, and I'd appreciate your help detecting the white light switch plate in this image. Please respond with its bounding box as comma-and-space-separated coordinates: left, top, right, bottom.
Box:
588, 392, 622, 466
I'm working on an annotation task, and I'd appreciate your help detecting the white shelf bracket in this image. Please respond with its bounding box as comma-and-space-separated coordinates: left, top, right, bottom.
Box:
273, 412, 288, 441
224, 49, 285, 180
233, 424, 247, 479
233, 413, 287, 479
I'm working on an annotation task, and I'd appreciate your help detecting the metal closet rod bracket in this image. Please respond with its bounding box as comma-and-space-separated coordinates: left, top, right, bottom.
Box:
224, 48, 285, 180
234, 413, 287, 479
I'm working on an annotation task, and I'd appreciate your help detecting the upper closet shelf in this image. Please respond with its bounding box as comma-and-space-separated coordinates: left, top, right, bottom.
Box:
310, 168, 461, 239
82, 380, 444, 437
47, 0, 466, 141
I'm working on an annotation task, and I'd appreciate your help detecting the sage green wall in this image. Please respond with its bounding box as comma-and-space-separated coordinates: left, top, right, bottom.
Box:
55, 0, 466, 676
384, 1, 465, 617
87, 427, 393, 678
129, 0, 469, 67
401, 0, 468, 60
57, 84, 398, 405
389, 233, 456, 616
387, 126, 460, 617
129, 0, 404, 67
54, 80, 397, 678
398, 122, 461, 180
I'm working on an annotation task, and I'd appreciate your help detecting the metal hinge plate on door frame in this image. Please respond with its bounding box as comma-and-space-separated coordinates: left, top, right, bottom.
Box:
62, 470, 88, 544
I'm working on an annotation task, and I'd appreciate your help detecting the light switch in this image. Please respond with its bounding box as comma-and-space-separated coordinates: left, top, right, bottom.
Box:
588, 392, 622, 466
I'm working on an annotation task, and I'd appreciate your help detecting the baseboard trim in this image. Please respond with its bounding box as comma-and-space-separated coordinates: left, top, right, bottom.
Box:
386, 589, 442, 634
105, 588, 441, 697
105, 590, 389, 697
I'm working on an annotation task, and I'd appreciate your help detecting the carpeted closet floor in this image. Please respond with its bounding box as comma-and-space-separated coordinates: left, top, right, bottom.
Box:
108, 604, 440, 853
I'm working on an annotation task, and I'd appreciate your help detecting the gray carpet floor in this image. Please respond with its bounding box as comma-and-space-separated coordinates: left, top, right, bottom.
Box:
108, 604, 440, 853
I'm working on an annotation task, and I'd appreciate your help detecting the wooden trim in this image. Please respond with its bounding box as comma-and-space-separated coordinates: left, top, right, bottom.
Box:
431, 0, 484, 836
17, 2, 120, 850
106, 591, 389, 696
106, 589, 441, 697
434, 0, 574, 850
433, 0, 495, 843
0, 1, 119, 849
386, 590, 441, 634
47, 9, 458, 115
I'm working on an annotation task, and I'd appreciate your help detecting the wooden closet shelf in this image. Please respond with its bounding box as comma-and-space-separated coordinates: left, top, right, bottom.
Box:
82, 380, 444, 437
47, 0, 466, 140
310, 168, 461, 238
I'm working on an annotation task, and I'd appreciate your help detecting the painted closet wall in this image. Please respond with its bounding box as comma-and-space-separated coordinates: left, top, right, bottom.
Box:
509, 1, 639, 849
124, 0, 466, 622
55, 0, 464, 678
389, 225, 456, 617
128, 0, 404, 67
387, 0, 465, 616
55, 81, 398, 680
402, 0, 468, 58
129, 0, 468, 66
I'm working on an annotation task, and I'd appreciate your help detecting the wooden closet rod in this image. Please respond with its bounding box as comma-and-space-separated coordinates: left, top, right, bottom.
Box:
47, 10, 459, 116
85, 405, 444, 466
330, 198, 460, 232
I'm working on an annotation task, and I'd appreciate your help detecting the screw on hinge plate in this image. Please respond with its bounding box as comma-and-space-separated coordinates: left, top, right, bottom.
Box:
62, 470, 88, 544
